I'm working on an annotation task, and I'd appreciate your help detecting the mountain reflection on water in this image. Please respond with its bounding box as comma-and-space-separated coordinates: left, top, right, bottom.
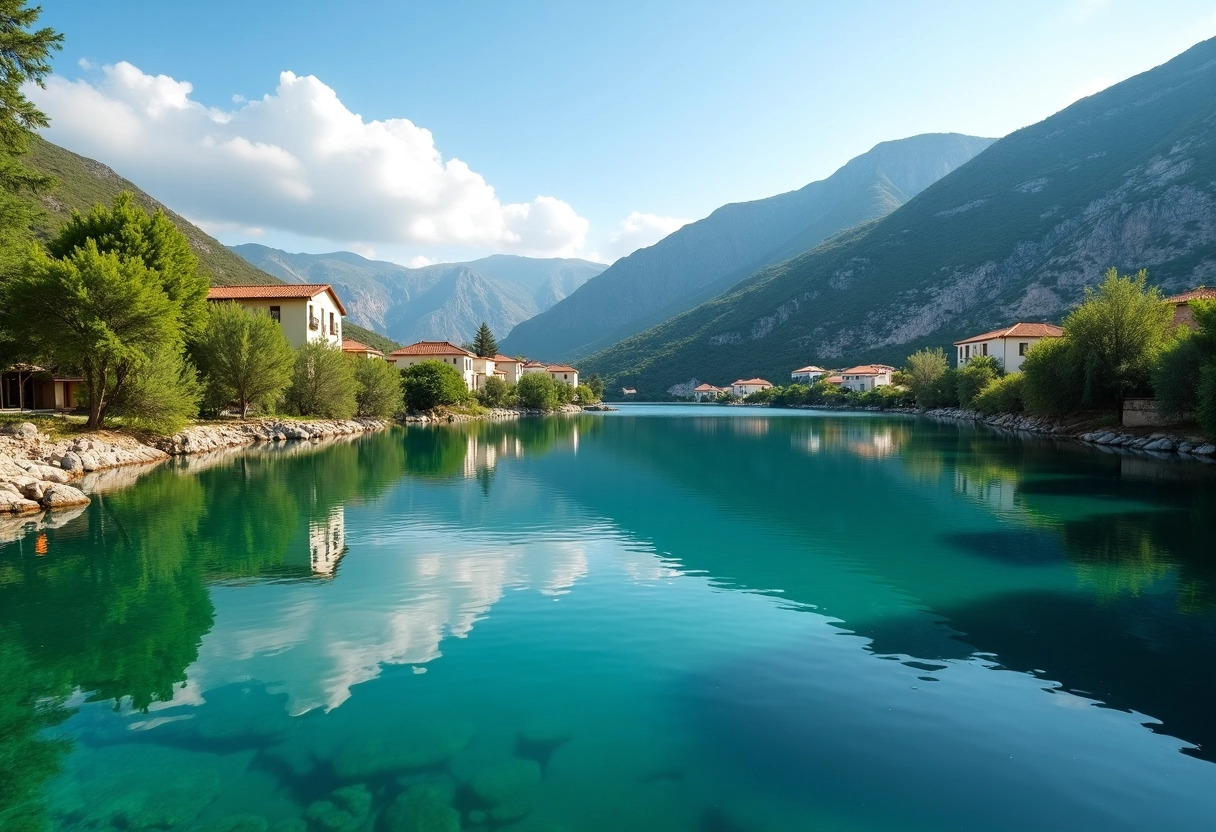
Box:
0, 407, 1213, 832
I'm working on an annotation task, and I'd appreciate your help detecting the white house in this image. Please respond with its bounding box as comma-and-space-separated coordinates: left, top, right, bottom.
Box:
546, 364, 579, 388
470, 356, 504, 391
692, 383, 726, 402
493, 354, 524, 384
731, 378, 773, 397
954, 322, 1065, 373
839, 365, 892, 392
522, 361, 550, 376
389, 341, 477, 390
207, 284, 346, 348
340, 338, 384, 359
791, 365, 827, 383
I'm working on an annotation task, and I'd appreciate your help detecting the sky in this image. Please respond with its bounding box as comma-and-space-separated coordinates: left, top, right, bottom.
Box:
30, 0, 1216, 268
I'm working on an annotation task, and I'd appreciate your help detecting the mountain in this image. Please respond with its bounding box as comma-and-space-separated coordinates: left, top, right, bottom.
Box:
231, 245, 605, 346
501, 133, 996, 361
24, 136, 396, 352
585, 36, 1216, 398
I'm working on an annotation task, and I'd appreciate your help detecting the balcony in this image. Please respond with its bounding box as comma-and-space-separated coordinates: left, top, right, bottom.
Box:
309, 316, 320, 331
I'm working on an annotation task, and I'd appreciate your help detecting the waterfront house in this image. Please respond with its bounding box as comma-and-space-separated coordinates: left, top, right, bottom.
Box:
0, 364, 82, 411
207, 284, 346, 348
731, 378, 773, 397
522, 361, 550, 377
389, 341, 477, 390
692, 383, 726, 402
493, 355, 524, 384
791, 365, 827, 383
340, 338, 385, 359
1165, 288, 1216, 329
953, 322, 1064, 372
470, 355, 502, 391
621, 387, 637, 396
547, 364, 580, 388
839, 365, 892, 392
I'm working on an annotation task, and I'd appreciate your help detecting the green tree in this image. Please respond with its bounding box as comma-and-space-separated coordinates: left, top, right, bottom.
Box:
352, 355, 403, 417
476, 375, 513, 408
956, 354, 1002, 409
586, 373, 605, 401
401, 360, 470, 411
1021, 336, 1083, 415
1198, 364, 1216, 441
109, 345, 202, 433
905, 347, 949, 409
0, 1, 62, 266
517, 372, 559, 410
472, 322, 498, 358
286, 341, 357, 419
1153, 301, 1216, 420
1064, 268, 1173, 410
2, 242, 184, 428
972, 373, 1026, 415
193, 302, 295, 418
572, 383, 596, 404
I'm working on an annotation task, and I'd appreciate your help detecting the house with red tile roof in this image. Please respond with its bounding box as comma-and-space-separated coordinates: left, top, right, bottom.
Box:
731, 378, 773, 397
790, 365, 828, 383
388, 341, 476, 389
546, 364, 579, 388
207, 284, 346, 348
953, 322, 1065, 372
692, 383, 727, 402
492, 354, 524, 384
1165, 288, 1216, 330
340, 338, 384, 359
839, 365, 893, 392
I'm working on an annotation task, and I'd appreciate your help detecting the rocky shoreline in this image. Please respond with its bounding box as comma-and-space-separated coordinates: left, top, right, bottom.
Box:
400, 403, 611, 423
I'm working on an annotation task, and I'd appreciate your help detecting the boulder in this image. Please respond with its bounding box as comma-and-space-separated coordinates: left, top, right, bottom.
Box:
379, 785, 460, 832
42, 483, 90, 508
29, 464, 70, 484
1144, 437, 1175, 452
467, 758, 542, 807
1194, 444, 1216, 456
13, 422, 37, 439
59, 451, 84, 473
330, 719, 473, 780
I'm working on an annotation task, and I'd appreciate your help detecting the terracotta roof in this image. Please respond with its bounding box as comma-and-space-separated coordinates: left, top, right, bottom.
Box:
732, 378, 772, 386
693, 383, 725, 392
341, 338, 384, 356
826, 375, 843, 384
954, 322, 1064, 345
492, 354, 522, 364
792, 365, 827, 374
841, 365, 891, 376
547, 364, 578, 373
388, 340, 474, 357
1165, 288, 1216, 304
207, 284, 347, 315
523, 361, 548, 368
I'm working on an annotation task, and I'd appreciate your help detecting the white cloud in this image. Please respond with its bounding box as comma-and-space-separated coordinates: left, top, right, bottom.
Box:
31, 62, 589, 257
409, 255, 436, 268
598, 211, 689, 262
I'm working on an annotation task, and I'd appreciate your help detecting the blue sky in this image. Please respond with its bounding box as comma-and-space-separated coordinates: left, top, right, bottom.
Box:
33, 0, 1216, 266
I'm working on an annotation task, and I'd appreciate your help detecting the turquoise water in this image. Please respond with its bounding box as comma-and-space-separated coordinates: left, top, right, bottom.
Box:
2, 405, 1215, 832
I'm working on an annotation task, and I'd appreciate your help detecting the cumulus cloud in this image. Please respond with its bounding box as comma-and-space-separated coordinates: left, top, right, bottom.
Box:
31, 62, 589, 257
598, 211, 689, 262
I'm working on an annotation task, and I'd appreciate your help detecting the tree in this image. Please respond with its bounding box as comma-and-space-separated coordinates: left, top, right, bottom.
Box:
401, 360, 469, 411
972, 373, 1026, 415
1198, 364, 1216, 441
472, 322, 498, 358
476, 375, 513, 408
955, 354, 1002, 409
2, 241, 184, 428
1021, 336, 1083, 415
352, 355, 403, 418
586, 373, 604, 401
1064, 268, 1173, 410
193, 302, 295, 418
1153, 300, 1216, 419
572, 383, 596, 404
905, 347, 949, 409
517, 373, 559, 410
109, 345, 202, 433
285, 341, 357, 419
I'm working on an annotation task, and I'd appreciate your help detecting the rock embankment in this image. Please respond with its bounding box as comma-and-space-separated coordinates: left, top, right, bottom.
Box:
155, 418, 388, 455
400, 404, 598, 424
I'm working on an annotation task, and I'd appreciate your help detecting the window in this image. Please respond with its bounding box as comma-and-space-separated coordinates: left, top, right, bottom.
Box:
269, 305, 281, 323
982, 343, 988, 356
1019, 342, 1028, 356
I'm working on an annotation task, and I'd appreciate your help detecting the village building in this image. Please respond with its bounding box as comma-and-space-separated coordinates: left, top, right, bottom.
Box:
621, 387, 637, 396
547, 364, 580, 388
470, 356, 503, 390
791, 365, 827, 383
0, 364, 82, 411
388, 341, 477, 390
522, 361, 550, 377
953, 322, 1065, 373
692, 383, 727, 402
493, 355, 524, 384
1165, 288, 1216, 329
207, 284, 346, 348
340, 338, 384, 359
839, 365, 893, 392
731, 378, 773, 397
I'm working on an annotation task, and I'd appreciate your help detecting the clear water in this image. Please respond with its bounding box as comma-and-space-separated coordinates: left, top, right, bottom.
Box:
2, 405, 1215, 832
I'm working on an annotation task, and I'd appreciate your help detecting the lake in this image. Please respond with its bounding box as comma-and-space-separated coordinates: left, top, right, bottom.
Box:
2, 405, 1215, 832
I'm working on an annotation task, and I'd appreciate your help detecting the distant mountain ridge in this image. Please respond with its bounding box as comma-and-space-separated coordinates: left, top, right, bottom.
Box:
501, 132, 996, 361
232, 245, 606, 346
584, 36, 1216, 398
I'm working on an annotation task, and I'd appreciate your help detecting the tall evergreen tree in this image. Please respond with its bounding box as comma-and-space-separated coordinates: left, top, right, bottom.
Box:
472, 322, 498, 358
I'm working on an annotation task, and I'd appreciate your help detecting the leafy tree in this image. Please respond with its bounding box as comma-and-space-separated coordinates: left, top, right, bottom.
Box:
905, 347, 949, 408
744, 387, 776, 403
1064, 268, 1172, 410
586, 373, 605, 401
476, 375, 513, 408
1198, 364, 1216, 441
286, 341, 357, 419
109, 345, 202, 433
1021, 336, 1083, 415
1153, 301, 1216, 419
472, 322, 498, 358
956, 354, 1002, 409
572, 383, 596, 404
401, 360, 469, 411
0, 1, 62, 266
972, 373, 1026, 415
517, 372, 559, 410
193, 302, 294, 418
2, 241, 184, 428
352, 355, 403, 417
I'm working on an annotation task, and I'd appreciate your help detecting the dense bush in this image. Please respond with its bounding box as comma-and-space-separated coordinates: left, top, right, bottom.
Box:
1198, 364, 1216, 440
352, 356, 404, 418
743, 387, 776, 404
401, 360, 470, 411
517, 373, 560, 410
905, 347, 949, 409
286, 341, 358, 419
1152, 327, 1205, 418
193, 302, 295, 418
1021, 336, 1083, 415
572, 383, 597, 404
108, 347, 202, 433
855, 385, 913, 409
972, 373, 1026, 415
476, 376, 514, 408
955, 355, 1002, 409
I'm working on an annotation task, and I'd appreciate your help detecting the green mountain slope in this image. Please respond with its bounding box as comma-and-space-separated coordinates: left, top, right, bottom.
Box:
232, 244, 605, 345
24, 136, 398, 353
585, 36, 1216, 398
501, 133, 995, 362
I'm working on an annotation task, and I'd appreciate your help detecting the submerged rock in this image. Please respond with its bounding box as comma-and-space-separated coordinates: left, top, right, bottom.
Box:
379, 785, 460, 832
467, 758, 541, 807
201, 814, 270, 832
516, 715, 574, 768
331, 720, 473, 779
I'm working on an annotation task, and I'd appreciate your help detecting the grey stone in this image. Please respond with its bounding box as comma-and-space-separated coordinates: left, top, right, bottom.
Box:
41, 483, 90, 508
59, 451, 84, 473
1144, 437, 1175, 452
1194, 444, 1216, 456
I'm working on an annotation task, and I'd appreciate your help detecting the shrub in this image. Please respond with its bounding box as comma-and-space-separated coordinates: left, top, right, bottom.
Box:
352, 356, 404, 418
1021, 336, 1083, 415
972, 373, 1026, 415
905, 347, 949, 408
286, 341, 358, 419
586, 374, 605, 400
1198, 362, 1216, 441
401, 360, 470, 411
572, 383, 597, 404
109, 347, 202, 434
956, 355, 1002, 409
517, 373, 559, 410
477, 376, 514, 408
1152, 327, 1205, 417
743, 387, 775, 403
